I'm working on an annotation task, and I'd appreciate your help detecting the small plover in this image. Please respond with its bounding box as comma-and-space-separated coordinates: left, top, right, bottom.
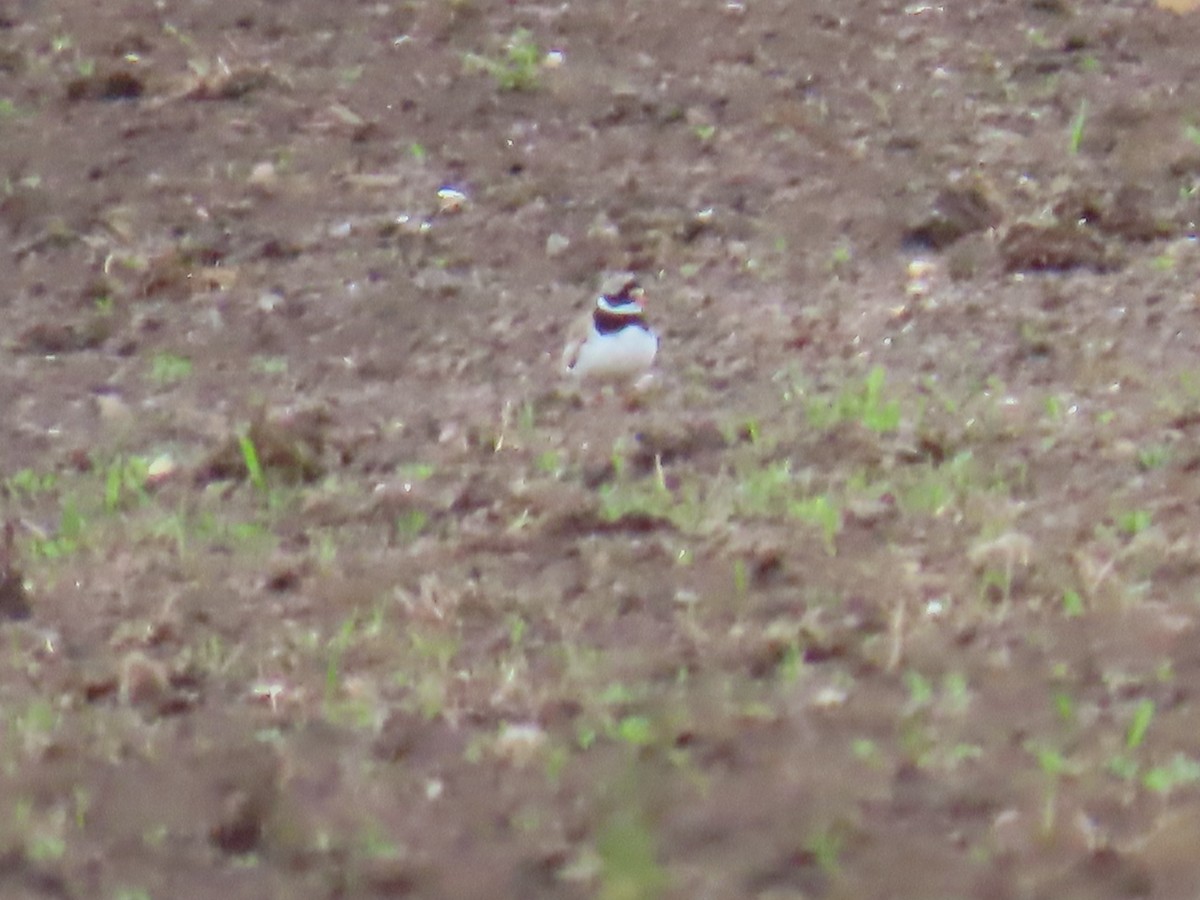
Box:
563, 274, 659, 389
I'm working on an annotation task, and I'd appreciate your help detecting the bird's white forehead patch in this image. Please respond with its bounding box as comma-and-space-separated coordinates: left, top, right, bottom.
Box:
596, 294, 644, 315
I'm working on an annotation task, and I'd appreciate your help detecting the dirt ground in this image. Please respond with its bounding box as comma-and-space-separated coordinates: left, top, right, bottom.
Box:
4, 0, 1200, 897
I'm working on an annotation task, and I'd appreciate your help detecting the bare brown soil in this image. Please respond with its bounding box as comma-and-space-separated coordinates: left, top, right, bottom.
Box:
5, 1, 1200, 898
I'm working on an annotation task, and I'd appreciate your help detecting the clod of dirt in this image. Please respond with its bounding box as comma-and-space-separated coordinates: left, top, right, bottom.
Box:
118, 650, 170, 709
263, 554, 312, 592
197, 407, 330, 486
0, 522, 31, 621
373, 709, 466, 763
631, 419, 728, 471
206, 745, 281, 856
137, 248, 235, 300
65, 68, 144, 102
183, 65, 275, 102
373, 710, 421, 762
1054, 182, 1178, 242
363, 480, 441, 527
580, 459, 617, 490
80, 665, 119, 703
999, 220, 1120, 272
210, 790, 266, 855
741, 617, 846, 678
723, 529, 790, 588
16, 317, 110, 354
584, 508, 677, 535
448, 472, 507, 515
903, 177, 1004, 251
0, 180, 50, 237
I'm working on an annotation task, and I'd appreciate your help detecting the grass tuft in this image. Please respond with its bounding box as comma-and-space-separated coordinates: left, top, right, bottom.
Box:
463, 28, 543, 92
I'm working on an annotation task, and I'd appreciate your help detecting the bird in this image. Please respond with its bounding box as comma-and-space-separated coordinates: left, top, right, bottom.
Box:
562, 273, 659, 390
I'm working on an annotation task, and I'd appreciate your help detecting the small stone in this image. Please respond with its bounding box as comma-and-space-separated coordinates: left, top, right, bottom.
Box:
903, 175, 1003, 251
95, 392, 133, 426
145, 453, 176, 485
812, 685, 849, 708
436, 187, 468, 214
494, 722, 547, 767
247, 161, 278, 191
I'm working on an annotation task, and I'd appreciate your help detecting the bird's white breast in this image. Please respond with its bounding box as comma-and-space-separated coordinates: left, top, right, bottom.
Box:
570, 324, 658, 382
